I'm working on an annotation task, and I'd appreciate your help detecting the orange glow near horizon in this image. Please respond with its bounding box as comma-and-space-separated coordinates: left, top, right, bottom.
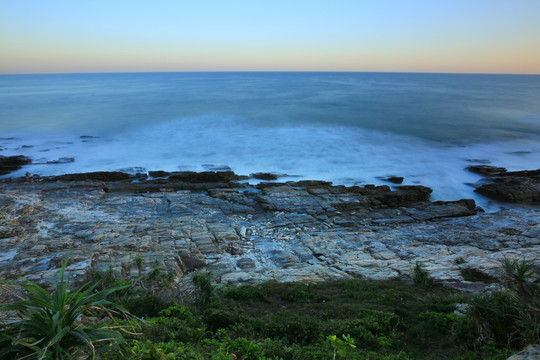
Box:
1, 1, 540, 75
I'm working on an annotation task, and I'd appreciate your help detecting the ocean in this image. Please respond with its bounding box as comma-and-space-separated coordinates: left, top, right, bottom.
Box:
1, 72, 539, 208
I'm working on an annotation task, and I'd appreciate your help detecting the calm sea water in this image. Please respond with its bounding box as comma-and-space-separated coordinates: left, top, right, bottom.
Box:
1, 72, 540, 207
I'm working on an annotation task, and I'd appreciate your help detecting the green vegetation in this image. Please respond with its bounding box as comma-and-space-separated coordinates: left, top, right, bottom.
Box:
465, 257, 540, 348
102, 276, 526, 359
0, 261, 128, 359
1, 257, 538, 359
413, 261, 434, 288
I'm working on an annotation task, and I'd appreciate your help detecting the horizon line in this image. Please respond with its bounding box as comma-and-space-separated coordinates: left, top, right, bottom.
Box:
1, 70, 540, 76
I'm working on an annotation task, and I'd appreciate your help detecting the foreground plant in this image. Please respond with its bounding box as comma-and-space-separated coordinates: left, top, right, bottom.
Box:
192, 272, 219, 307
466, 258, 540, 348
327, 334, 357, 360
0, 261, 129, 360
502, 257, 539, 300
413, 261, 433, 288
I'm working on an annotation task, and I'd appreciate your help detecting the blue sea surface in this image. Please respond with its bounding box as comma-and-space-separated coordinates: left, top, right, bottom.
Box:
1, 72, 540, 207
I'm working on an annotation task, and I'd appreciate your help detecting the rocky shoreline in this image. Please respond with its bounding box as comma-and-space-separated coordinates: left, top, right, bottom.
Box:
1, 168, 539, 294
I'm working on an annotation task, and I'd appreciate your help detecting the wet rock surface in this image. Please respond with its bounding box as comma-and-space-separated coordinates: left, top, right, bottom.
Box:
472, 168, 540, 203
384, 176, 404, 184
0, 171, 538, 292
0, 155, 32, 175
466, 165, 507, 176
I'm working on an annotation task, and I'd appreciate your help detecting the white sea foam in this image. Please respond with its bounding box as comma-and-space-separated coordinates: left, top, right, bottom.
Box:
2, 73, 540, 212
3, 114, 540, 211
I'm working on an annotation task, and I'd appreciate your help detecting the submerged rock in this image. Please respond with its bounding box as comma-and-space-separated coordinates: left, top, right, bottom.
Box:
466, 165, 507, 176
252, 172, 279, 180
385, 176, 404, 184
0, 155, 32, 175
46, 157, 75, 164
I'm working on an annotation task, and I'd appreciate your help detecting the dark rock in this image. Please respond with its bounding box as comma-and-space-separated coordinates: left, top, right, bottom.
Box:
132, 173, 148, 181
0, 225, 22, 239
256, 182, 288, 189
289, 180, 332, 188
169, 171, 239, 183
374, 185, 432, 207
460, 267, 498, 283
501, 169, 540, 177
406, 199, 477, 220
475, 175, 540, 203
0, 155, 32, 175
46, 157, 75, 164
225, 244, 244, 256
385, 176, 404, 184
506, 151, 532, 155
347, 184, 391, 195
148, 170, 171, 178
466, 165, 507, 176
52, 171, 131, 182
178, 252, 206, 272
252, 172, 279, 180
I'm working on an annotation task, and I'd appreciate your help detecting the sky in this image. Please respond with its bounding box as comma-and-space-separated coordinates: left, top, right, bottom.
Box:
1, 0, 540, 74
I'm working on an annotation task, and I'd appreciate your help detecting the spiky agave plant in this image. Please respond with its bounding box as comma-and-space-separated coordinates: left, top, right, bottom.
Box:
0, 261, 129, 360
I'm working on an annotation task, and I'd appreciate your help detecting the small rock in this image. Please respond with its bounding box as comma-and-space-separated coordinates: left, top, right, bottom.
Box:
75, 230, 94, 239
385, 176, 404, 184
46, 157, 75, 164
239, 226, 247, 238
466, 165, 507, 176
178, 252, 206, 272
252, 172, 279, 180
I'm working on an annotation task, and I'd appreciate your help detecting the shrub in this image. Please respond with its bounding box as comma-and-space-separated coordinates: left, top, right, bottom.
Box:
192, 272, 219, 307
224, 283, 272, 303
123, 295, 173, 317
501, 257, 539, 299
327, 334, 356, 360
413, 262, 433, 288
467, 290, 527, 347
146, 259, 175, 290
142, 303, 208, 343
0, 261, 128, 359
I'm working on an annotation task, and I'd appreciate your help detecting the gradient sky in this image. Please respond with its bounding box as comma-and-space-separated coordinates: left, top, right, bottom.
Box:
1, 0, 540, 74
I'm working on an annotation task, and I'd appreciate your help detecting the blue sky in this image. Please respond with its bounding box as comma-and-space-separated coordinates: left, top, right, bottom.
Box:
1, 0, 539, 74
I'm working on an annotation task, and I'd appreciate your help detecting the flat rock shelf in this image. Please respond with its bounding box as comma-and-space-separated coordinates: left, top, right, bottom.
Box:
0, 171, 539, 293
